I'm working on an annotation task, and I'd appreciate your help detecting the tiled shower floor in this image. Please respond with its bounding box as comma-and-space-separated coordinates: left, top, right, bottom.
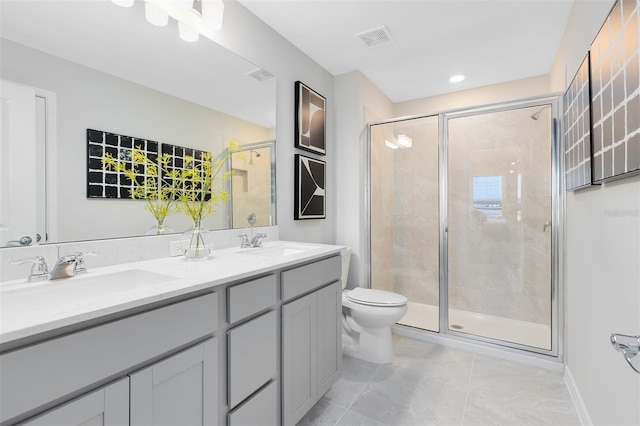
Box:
298, 336, 580, 426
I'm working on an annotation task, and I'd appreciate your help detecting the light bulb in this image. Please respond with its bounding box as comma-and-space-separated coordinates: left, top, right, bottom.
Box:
144, 2, 169, 26
202, 0, 224, 30
111, 0, 134, 7
178, 21, 199, 42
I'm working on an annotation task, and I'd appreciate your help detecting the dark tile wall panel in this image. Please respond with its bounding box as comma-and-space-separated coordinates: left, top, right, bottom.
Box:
564, 54, 594, 190
590, 0, 640, 182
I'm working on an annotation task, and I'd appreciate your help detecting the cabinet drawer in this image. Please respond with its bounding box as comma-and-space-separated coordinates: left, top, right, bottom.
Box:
0, 292, 218, 424
227, 310, 277, 409
228, 381, 278, 426
227, 274, 277, 324
281, 255, 341, 302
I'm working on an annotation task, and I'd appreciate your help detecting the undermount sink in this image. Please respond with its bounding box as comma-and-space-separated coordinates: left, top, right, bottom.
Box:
0, 269, 179, 312
237, 243, 317, 258
66, 269, 178, 288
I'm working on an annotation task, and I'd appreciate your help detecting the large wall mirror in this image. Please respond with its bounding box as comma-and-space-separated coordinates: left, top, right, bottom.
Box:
0, 0, 276, 246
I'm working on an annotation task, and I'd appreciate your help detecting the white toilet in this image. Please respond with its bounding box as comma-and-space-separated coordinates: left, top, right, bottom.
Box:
341, 248, 408, 364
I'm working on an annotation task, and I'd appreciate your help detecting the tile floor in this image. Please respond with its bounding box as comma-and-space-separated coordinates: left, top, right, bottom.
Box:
298, 336, 581, 426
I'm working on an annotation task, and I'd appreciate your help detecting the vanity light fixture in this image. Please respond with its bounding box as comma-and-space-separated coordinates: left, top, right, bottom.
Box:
449, 74, 465, 83
179, 21, 200, 42
144, 1, 169, 27
397, 134, 412, 148
111, 0, 134, 7
112, 0, 225, 42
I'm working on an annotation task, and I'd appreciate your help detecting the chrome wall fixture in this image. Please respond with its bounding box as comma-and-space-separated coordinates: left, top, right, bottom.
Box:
611, 333, 640, 374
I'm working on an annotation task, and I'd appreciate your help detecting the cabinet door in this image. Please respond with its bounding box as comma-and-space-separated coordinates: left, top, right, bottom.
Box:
282, 292, 318, 426
317, 281, 341, 396
130, 338, 217, 426
21, 378, 128, 426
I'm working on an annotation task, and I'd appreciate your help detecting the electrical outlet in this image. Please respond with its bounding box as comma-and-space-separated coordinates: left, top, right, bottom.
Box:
169, 240, 184, 257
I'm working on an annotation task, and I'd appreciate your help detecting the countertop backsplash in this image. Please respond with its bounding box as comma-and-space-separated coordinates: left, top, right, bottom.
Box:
0, 226, 278, 282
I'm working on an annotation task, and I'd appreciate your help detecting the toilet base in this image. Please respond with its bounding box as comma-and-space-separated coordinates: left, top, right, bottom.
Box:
342, 325, 395, 364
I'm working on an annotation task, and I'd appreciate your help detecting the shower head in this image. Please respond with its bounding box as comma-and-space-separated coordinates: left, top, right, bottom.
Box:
249, 150, 261, 165
530, 107, 545, 120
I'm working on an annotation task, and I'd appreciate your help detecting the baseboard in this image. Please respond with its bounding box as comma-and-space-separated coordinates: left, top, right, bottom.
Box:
564, 366, 592, 426
392, 325, 564, 372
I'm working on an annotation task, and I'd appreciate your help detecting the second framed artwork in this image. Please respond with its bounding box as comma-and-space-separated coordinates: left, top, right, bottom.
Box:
294, 154, 326, 220
295, 81, 326, 155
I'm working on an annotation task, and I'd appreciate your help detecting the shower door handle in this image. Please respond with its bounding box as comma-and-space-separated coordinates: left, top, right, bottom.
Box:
543, 220, 551, 232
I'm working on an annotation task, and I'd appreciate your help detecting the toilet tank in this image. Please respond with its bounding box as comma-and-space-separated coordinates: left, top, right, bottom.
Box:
341, 247, 351, 290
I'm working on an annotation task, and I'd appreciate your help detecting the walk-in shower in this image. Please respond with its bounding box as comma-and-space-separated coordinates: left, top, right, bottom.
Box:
367, 98, 560, 355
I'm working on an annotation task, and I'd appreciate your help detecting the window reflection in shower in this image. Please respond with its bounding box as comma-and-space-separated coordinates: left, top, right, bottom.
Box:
446, 106, 553, 350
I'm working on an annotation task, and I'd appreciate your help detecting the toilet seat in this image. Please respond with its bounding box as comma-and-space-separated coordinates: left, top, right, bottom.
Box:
346, 287, 407, 307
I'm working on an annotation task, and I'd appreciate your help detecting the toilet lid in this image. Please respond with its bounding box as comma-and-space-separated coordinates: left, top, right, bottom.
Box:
346, 287, 408, 307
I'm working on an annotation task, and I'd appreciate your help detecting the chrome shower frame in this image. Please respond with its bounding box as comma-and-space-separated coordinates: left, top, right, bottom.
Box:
364, 94, 565, 361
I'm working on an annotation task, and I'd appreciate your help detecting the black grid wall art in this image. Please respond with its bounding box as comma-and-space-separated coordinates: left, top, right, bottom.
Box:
294, 154, 326, 219
161, 143, 211, 201
295, 81, 326, 155
564, 54, 595, 191
590, 0, 640, 182
87, 129, 159, 198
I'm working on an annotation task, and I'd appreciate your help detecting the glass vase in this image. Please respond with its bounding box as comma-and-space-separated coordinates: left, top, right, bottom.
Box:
182, 222, 213, 260
146, 218, 174, 235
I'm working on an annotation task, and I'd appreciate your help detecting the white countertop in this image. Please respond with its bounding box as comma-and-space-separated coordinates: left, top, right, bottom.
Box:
0, 241, 344, 345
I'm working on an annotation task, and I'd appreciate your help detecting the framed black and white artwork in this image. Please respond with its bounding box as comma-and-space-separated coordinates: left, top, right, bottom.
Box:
294, 154, 326, 220
86, 128, 159, 199
295, 81, 326, 155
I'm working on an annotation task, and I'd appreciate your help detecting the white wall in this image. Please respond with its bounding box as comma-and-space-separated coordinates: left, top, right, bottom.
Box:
334, 71, 394, 287
551, 1, 640, 424
207, 0, 336, 244
394, 74, 551, 117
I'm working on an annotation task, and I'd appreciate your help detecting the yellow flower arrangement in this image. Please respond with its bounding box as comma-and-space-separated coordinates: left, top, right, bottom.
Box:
102, 142, 237, 257
178, 144, 235, 227
102, 149, 181, 233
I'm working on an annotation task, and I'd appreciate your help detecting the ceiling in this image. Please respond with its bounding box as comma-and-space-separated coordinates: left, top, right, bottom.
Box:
238, 0, 576, 102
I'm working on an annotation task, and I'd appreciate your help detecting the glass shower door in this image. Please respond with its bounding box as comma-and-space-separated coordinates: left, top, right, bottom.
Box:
446, 105, 553, 350
370, 115, 440, 332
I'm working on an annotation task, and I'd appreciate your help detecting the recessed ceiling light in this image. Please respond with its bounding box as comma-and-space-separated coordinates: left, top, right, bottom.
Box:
449, 74, 465, 83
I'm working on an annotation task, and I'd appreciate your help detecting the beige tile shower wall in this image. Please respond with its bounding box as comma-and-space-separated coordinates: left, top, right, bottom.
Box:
370, 125, 395, 292
447, 107, 552, 325
370, 117, 440, 306
231, 146, 272, 228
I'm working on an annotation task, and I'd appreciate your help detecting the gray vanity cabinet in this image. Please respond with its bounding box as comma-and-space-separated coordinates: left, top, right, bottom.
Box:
1, 292, 218, 425
281, 256, 342, 426
226, 274, 278, 425
130, 338, 217, 425
20, 378, 129, 426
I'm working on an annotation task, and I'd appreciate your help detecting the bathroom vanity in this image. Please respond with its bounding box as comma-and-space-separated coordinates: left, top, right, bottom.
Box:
0, 242, 342, 426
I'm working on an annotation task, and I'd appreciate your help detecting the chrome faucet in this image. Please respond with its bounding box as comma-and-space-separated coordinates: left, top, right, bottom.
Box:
10, 256, 49, 282
50, 251, 97, 280
237, 234, 252, 248
237, 213, 267, 248
250, 233, 267, 248
237, 233, 267, 248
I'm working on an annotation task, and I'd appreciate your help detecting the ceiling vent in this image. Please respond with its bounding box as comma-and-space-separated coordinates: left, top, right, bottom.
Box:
246, 68, 274, 82
355, 25, 393, 48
